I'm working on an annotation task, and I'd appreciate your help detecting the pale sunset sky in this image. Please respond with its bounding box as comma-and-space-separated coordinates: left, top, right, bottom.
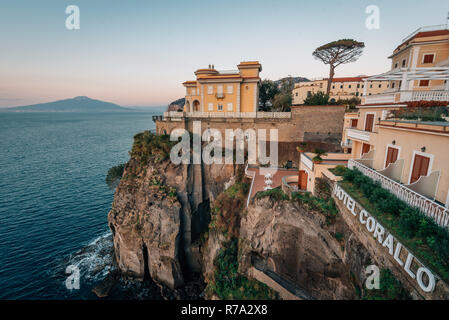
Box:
0, 0, 448, 107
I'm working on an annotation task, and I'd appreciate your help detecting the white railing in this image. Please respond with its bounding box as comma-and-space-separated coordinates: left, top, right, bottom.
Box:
347, 128, 371, 142
364, 92, 396, 104
349, 159, 449, 229
300, 153, 314, 171
409, 90, 449, 102
163, 111, 291, 119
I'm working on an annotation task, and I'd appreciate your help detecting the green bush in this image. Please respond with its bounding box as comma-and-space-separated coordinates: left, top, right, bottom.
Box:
106, 163, 125, 189
363, 269, 410, 300
330, 165, 347, 176
342, 168, 449, 280
256, 187, 289, 202
130, 131, 177, 165
291, 191, 338, 225
207, 238, 278, 300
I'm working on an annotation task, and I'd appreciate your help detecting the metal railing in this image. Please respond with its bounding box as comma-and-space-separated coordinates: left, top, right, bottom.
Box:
349, 159, 449, 228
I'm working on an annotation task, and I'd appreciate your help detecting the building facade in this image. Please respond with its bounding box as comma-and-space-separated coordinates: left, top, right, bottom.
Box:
292, 77, 390, 105
183, 61, 261, 114
342, 25, 449, 227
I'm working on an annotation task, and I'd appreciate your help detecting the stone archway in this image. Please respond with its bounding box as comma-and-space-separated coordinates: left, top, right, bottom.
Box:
185, 100, 191, 112
193, 100, 200, 112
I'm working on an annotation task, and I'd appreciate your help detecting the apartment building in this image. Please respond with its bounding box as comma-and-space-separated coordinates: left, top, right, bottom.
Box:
292, 77, 389, 105
343, 25, 449, 227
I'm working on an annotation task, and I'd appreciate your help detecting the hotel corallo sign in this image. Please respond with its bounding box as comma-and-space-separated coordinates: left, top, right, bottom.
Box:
333, 184, 436, 293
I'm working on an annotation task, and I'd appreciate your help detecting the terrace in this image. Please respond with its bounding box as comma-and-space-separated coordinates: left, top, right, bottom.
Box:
162, 111, 292, 119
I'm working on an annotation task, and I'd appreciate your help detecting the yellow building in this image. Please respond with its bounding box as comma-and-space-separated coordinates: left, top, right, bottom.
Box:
292, 77, 389, 105
183, 61, 261, 114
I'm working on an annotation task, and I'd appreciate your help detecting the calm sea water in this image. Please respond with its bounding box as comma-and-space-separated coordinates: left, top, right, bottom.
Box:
0, 110, 162, 299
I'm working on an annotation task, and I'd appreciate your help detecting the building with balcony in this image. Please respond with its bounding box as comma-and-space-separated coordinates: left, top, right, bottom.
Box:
342, 25, 449, 228
363, 25, 449, 105
292, 77, 390, 105
183, 61, 261, 114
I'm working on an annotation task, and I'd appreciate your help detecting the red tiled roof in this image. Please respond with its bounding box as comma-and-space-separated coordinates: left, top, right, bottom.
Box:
330, 76, 368, 83
394, 29, 449, 52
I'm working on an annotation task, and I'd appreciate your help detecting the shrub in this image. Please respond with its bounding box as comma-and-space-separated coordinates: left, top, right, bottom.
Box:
330, 165, 347, 176
208, 238, 278, 300
130, 131, 177, 165
106, 163, 125, 189
256, 187, 289, 202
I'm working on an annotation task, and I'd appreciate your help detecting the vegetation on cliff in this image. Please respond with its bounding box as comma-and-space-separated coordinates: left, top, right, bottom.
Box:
106, 163, 125, 189
341, 168, 449, 282
362, 269, 410, 300
206, 180, 278, 300
130, 131, 176, 165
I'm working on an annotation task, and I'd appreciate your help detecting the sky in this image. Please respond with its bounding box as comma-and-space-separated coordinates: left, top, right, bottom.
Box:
0, 0, 448, 107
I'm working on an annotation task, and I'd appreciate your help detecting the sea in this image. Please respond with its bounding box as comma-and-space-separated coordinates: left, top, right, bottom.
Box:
0, 109, 164, 299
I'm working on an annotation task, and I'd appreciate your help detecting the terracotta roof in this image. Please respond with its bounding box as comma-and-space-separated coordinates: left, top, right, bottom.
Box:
394, 29, 449, 53
330, 76, 368, 83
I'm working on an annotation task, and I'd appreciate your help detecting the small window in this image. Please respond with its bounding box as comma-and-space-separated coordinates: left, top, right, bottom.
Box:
332, 85, 335, 89
378, 84, 381, 88
227, 102, 233, 111
392, 82, 395, 88
208, 103, 213, 111
419, 80, 430, 87
357, 84, 360, 88
217, 85, 223, 94
340, 85, 343, 89
207, 86, 213, 94
402, 59, 406, 67
394, 63, 398, 69
423, 54, 434, 64
356, 92, 359, 96
218, 104, 223, 111
227, 85, 233, 94
349, 84, 352, 88
370, 84, 373, 88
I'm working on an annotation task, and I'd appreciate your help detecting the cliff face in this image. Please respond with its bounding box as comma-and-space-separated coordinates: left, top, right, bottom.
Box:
239, 196, 372, 299
108, 151, 241, 289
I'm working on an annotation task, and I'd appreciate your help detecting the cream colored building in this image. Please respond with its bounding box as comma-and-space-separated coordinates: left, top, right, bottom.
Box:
343, 25, 449, 228
292, 77, 389, 105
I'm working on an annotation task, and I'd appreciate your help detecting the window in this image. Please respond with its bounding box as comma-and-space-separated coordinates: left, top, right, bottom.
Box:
423, 54, 434, 64
370, 84, 373, 88
217, 85, 223, 94
332, 85, 335, 89
392, 82, 395, 88
348, 85, 352, 88
295, 92, 298, 96
378, 84, 381, 88
217, 104, 223, 111
227, 102, 233, 111
419, 80, 430, 87
227, 85, 233, 94
357, 84, 360, 88
394, 63, 398, 69
410, 154, 430, 183
350, 119, 358, 128
191, 88, 196, 95
207, 86, 213, 94
208, 103, 213, 111
402, 59, 406, 67
340, 85, 343, 89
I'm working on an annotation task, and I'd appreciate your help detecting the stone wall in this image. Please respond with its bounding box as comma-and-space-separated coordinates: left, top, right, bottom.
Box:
154, 105, 346, 145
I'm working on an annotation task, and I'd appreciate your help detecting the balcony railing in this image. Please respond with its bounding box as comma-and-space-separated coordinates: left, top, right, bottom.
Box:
349, 159, 449, 229
364, 90, 449, 104
162, 111, 292, 119
347, 128, 371, 142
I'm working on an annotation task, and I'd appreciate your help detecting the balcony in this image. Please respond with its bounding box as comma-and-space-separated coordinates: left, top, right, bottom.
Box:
364, 90, 449, 104
162, 111, 292, 119
215, 92, 225, 99
349, 158, 449, 229
346, 128, 371, 142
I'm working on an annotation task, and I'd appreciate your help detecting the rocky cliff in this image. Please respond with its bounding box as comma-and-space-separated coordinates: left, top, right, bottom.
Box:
106, 132, 416, 299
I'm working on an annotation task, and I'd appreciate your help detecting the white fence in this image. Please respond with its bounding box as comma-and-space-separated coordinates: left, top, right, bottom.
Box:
349, 159, 449, 229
